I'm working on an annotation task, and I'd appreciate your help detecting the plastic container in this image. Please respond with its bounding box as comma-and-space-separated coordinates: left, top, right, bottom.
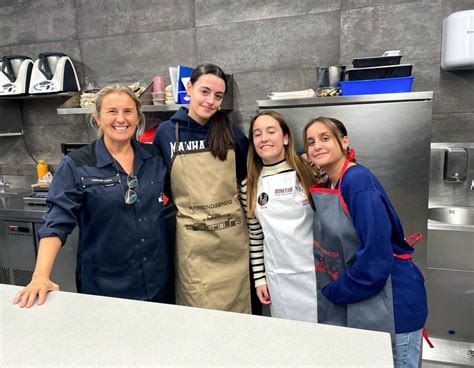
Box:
152, 91, 165, 105
152, 75, 165, 93
346, 64, 413, 81
36, 159, 48, 181
352, 55, 403, 68
340, 77, 415, 96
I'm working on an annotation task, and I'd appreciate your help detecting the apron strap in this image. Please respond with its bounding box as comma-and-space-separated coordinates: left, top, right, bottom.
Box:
423, 327, 435, 348
175, 121, 181, 145
406, 232, 423, 247
393, 232, 424, 260
393, 253, 412, 260
333, 152, 355, 216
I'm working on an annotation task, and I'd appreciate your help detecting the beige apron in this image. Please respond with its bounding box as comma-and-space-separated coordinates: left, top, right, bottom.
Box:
170, 123, 251, 313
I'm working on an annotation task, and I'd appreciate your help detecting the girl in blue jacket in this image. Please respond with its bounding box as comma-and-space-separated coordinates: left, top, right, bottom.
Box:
304, 116, 428, 368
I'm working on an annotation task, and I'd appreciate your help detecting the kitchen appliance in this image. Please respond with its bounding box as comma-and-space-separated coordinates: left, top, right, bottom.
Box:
441, 10, 474, 70
0, 221, 36, 286
317, 66, 346, 88
0, 55, 34, 95
29, 52, 80, 94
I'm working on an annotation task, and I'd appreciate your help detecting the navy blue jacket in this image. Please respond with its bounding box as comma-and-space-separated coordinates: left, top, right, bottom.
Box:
153, 107, 248, 183
322, 165, 428, 334
38, 138, 171, 300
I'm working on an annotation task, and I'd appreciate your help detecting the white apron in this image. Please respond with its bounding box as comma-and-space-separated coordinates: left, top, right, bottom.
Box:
254, 170, 318, 322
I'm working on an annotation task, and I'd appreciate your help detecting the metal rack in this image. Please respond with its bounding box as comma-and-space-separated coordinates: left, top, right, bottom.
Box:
56, 89, 188, 115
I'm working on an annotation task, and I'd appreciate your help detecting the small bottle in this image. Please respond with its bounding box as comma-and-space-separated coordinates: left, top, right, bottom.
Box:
37, 160, 48, 181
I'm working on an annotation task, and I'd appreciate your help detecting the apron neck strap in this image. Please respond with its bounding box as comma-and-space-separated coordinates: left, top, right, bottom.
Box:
175, 122, 180, 145
335, 149, 357, 189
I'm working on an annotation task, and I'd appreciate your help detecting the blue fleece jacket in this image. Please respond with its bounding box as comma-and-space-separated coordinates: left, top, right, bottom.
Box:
153, 107, 248, 183
322, 164, 428, 334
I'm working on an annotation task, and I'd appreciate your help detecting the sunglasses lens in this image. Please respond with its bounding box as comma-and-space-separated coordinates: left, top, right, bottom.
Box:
125, 189, 137, 204
127, 176, 138, 188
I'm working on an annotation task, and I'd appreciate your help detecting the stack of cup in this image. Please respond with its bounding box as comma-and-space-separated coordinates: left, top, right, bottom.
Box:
152, 75, 166, 105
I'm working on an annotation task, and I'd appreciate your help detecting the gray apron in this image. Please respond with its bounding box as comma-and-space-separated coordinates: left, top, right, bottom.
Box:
170, 122, 251, 313
310, 159, 395, 335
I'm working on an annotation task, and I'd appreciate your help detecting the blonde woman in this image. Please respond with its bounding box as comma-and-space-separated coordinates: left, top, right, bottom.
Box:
14, 84, 172, 307
240, 110, 319, 322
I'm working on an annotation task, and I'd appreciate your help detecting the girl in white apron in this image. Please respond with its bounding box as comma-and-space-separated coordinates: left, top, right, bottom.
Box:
241, 110, 319, 322
304, 117, 428, 367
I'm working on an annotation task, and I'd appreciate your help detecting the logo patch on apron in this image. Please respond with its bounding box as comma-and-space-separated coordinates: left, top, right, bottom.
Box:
258, 192, 269, 206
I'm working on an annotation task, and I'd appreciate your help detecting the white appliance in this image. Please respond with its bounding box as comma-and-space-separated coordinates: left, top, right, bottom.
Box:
0, 55, 34, 95
29, 52, 80, 94
441, 10, 474, 70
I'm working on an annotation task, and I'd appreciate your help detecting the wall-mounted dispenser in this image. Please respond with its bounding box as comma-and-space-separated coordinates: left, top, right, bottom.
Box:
441, 10, 474, 70
444, 148, 468, 182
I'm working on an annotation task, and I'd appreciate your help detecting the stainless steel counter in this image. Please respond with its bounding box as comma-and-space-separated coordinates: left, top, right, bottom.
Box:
257, 91, 433, 108
0, 284, 393, 366
0, 190, 47, 221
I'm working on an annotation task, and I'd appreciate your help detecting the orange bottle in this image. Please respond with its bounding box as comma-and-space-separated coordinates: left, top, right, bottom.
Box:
36, 160, 48, 181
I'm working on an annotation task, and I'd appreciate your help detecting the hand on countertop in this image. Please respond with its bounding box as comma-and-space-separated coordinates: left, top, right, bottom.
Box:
12, 275, 60, 308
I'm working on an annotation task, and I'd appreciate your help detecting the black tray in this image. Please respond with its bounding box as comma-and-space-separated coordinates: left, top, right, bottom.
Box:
352, 55, 402, 68
346, 64, 413, 81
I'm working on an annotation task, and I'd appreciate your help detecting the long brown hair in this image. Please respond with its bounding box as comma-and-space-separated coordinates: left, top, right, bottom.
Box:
303, 116, 355, 162
246, 110, 318, 218
190, 63, 233, 160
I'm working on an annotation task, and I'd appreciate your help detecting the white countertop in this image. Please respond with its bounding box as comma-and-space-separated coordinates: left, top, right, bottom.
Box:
1, 284, 393, 366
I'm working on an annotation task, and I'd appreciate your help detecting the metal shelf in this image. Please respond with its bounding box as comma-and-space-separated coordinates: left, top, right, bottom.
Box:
56, 91, 188, 115
257, 91, 434, 108
0, 92, 76, 100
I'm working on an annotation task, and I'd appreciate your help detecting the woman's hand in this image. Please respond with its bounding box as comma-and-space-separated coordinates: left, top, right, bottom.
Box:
12, 275, 59, 308
256, 285, 271, 304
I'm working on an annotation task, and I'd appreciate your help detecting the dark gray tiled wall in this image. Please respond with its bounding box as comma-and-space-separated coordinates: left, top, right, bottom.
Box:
0, 0, 473, 176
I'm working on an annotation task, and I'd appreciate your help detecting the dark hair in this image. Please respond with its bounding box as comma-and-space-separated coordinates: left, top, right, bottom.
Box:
303, 116, 354, 161
190, 63, 233, 161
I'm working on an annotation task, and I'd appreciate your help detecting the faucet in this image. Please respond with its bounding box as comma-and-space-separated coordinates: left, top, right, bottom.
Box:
0, 178, 11, 193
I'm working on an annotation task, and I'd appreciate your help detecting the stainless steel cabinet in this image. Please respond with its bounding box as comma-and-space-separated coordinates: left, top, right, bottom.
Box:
258, 92, 433, 270
0, 218, 78, 292
0, 220, 36, 285
33, 223, 78, 292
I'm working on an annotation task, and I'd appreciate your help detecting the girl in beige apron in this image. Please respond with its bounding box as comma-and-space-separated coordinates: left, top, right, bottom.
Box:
171, 124, 250, 312
154, 64, 251, 313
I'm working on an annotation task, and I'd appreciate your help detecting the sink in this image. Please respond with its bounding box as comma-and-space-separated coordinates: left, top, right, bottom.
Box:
428, 207, 474, 226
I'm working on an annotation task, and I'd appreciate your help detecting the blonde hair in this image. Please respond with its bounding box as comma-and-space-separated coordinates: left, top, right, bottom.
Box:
90, 84, 145, 138
246, 110, 318, 218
